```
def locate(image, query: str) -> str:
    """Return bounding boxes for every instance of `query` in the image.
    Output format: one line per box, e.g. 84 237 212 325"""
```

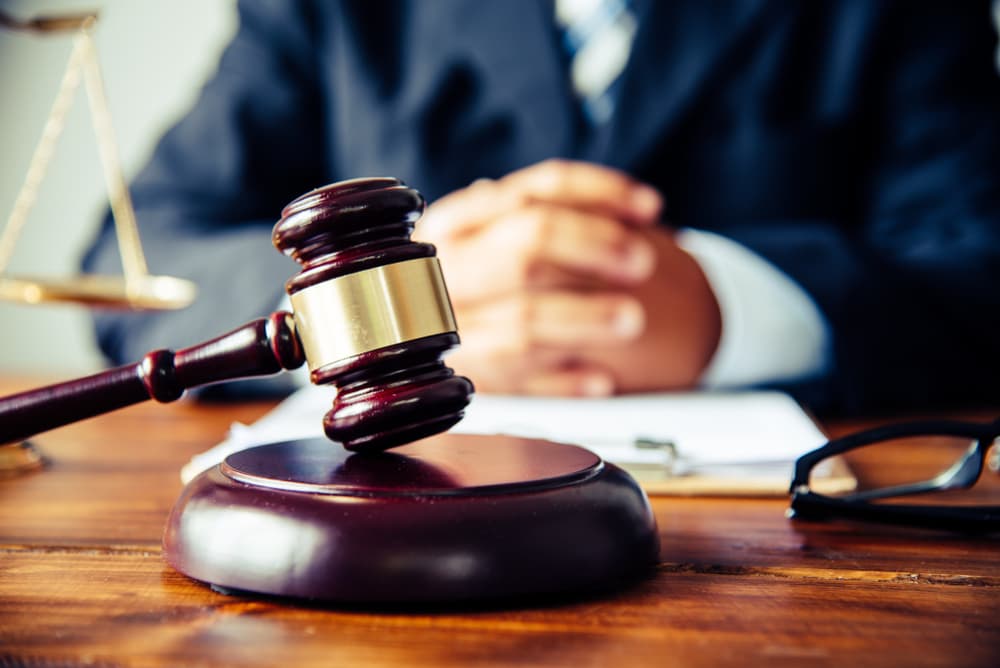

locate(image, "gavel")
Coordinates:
0 177 474 453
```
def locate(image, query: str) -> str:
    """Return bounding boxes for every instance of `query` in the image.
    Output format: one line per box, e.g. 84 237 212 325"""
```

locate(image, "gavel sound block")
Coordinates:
0 177 659 605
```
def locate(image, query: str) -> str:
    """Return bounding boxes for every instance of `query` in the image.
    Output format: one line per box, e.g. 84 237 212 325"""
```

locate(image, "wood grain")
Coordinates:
1 378 998 667
2 551 997 668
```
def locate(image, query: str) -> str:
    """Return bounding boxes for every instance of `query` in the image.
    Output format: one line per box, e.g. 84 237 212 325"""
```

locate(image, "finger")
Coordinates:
418 161 663 241
519 367 616 397
444 206 655 303
501 159 663 226
461 292 646 352
500 205 655 285
527 292 645 344
417 178 519 242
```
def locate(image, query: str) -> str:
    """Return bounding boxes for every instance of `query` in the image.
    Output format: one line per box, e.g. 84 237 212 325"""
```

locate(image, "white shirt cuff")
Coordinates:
675 228 832 389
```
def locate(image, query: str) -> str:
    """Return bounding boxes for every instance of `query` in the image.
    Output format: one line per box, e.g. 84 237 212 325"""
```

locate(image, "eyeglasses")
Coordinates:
788 418 1000 532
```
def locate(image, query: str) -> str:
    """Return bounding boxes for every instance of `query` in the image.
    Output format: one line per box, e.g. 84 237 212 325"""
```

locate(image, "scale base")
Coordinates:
164 433 659 605
0 440 47 477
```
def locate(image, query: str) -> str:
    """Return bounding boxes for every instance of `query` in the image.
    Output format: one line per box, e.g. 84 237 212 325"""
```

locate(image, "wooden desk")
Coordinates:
1 380 998 667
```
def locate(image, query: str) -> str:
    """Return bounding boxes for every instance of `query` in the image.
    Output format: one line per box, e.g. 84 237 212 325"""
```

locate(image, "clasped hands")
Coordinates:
417 160 722 396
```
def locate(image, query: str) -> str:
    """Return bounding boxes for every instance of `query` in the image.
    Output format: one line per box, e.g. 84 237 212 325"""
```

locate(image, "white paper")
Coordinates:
181 385 827 484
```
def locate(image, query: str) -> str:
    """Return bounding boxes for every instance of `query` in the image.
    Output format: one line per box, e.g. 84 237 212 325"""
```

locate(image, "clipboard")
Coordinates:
620 455 855 497
183 387 854 497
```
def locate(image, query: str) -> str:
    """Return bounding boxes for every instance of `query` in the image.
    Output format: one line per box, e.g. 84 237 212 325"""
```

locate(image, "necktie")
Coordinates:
555 0 638 124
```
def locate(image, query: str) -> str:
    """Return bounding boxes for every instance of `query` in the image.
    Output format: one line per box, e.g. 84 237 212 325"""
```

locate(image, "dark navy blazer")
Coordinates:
85 0 1000 415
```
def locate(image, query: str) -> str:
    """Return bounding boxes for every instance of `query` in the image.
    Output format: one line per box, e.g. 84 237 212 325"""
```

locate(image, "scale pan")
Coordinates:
0 273 196 310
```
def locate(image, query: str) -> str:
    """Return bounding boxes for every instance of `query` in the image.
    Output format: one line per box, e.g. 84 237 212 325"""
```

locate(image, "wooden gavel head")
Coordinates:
272 177 474 453
0 177 473 458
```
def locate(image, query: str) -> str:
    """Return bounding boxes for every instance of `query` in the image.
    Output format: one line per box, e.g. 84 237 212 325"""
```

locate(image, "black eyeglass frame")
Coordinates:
789 418 1000 532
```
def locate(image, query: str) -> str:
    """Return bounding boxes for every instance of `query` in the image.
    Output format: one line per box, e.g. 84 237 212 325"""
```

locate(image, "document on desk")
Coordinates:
181 386 853 496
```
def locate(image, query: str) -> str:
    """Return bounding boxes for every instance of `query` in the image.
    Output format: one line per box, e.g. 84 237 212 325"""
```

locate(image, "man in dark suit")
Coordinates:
84 1 1000 416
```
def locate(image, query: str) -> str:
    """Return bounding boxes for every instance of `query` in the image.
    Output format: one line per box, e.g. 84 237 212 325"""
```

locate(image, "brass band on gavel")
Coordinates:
290 257 457 371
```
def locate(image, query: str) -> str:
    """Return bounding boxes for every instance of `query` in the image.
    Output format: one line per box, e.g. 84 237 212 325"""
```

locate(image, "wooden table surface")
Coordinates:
1 379 998 668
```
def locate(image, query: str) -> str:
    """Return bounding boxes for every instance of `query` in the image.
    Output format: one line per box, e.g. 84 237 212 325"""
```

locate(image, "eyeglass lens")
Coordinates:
810 434 995 506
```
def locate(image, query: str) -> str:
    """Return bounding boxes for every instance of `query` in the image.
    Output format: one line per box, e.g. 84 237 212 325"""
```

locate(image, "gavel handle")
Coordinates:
0 311 304 446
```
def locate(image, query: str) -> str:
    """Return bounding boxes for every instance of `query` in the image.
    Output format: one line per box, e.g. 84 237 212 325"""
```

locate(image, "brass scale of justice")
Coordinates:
0 12 658 605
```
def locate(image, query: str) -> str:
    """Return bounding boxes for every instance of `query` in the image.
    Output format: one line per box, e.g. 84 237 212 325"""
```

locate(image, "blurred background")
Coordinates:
1 1 999 377
0 0 236 375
